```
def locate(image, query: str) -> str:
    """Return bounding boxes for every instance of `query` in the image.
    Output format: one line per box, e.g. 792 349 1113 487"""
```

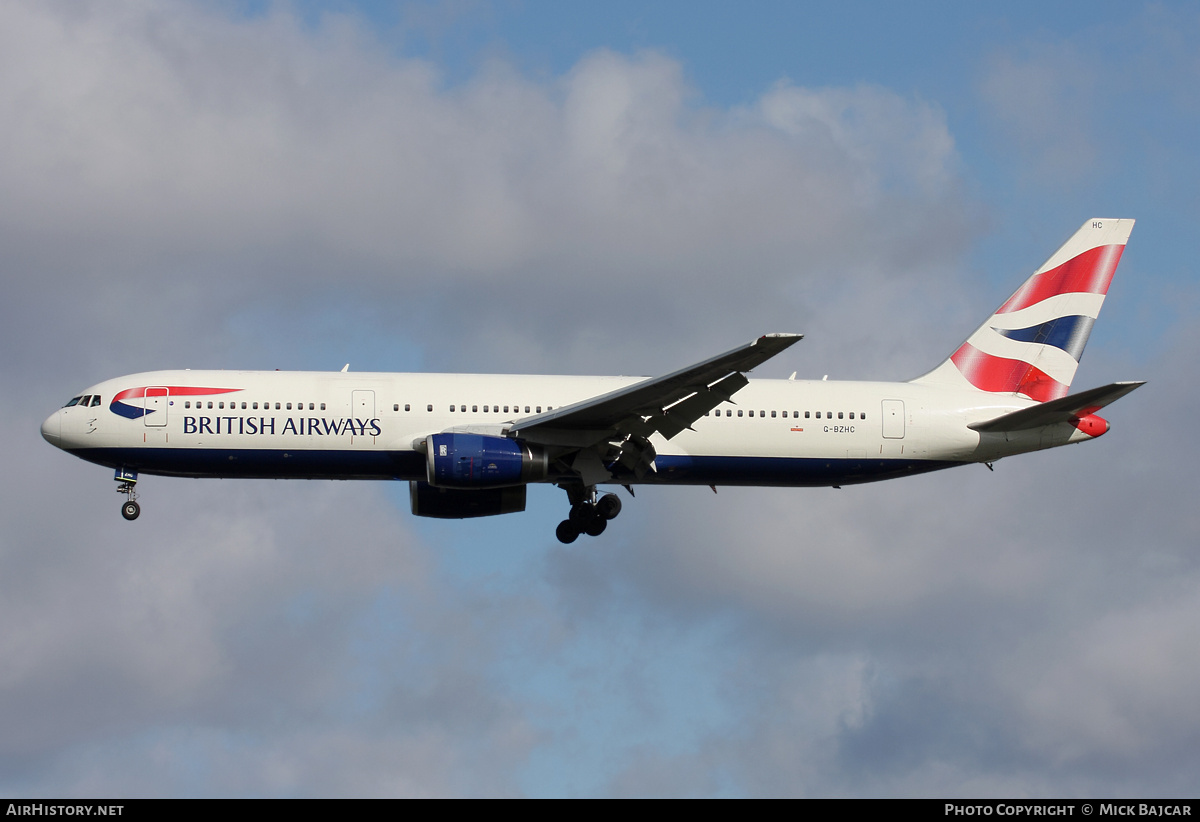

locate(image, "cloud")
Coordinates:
0 0 973 380
976 4 1200 208
5 0 1194 798
979 45 1101 185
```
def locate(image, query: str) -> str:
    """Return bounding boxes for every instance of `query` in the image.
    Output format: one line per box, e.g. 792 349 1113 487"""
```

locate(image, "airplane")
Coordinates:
41 218 1143 544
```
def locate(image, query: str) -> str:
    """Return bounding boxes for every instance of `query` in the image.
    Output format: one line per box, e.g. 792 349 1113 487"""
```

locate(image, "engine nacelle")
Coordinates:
426 433 548 489
409 481 527 519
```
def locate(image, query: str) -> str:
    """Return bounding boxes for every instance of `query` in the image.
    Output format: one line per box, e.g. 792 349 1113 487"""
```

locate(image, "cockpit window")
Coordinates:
64 396 82 407
90 396 101 407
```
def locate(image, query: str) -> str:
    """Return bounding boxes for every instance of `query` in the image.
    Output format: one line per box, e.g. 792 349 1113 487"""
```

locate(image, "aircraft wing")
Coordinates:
509 333 803 452
969 381 1145 432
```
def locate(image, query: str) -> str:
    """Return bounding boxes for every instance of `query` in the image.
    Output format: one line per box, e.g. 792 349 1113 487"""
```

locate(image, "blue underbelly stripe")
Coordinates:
66 447 963 486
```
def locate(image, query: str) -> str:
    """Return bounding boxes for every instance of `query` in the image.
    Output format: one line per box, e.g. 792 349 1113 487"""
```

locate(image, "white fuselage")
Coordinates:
41 369 1096 488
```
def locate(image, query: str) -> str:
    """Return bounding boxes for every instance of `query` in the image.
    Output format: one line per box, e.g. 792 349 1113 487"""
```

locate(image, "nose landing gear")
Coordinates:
115 468 140 521
555 484 623 544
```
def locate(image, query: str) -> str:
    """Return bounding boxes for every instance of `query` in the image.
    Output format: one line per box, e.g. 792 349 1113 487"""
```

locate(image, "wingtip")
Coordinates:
757 332 804 345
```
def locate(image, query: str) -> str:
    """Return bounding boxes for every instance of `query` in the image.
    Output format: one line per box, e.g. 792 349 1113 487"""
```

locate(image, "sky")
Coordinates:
3 0 1199 797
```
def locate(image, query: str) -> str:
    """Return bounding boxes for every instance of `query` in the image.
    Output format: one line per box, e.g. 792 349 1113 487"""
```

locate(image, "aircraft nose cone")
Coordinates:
41 412 60 445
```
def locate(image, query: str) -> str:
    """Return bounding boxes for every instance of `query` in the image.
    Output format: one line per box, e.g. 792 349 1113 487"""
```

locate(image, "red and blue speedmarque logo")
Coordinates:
110 386 242 420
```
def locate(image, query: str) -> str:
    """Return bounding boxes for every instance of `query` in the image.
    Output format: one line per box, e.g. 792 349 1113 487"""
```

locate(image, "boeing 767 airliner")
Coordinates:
42 219 1142 543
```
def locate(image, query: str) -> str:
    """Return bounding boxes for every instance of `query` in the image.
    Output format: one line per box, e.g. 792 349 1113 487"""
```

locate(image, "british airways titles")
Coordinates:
181 415 382 437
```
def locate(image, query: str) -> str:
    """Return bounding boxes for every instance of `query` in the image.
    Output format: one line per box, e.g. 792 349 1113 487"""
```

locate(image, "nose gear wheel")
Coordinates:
115 470 141 521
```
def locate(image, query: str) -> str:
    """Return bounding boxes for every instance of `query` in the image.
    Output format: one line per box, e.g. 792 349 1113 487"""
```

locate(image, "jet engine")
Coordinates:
409 481 527 519
426 433 549 488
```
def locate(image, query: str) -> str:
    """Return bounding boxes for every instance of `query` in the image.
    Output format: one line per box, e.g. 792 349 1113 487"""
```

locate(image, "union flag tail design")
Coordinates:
913 219 1134 401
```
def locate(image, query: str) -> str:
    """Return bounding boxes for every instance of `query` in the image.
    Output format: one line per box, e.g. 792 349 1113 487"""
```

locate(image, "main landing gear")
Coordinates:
555 485 623 544
115 468 140 521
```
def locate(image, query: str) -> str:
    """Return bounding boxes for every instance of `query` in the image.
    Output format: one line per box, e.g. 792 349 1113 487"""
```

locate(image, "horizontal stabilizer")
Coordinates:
969 381 1145 432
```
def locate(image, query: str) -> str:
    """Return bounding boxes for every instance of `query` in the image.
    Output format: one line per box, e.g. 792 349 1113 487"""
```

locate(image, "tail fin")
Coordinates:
912 218 1134 401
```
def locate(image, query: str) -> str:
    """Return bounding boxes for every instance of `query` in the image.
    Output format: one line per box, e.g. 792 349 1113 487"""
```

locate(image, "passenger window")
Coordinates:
504 406 509 413
472 405 478 413
219 402 224 409
207 402 213 409
253 402 258 410
815 411 820 419
726 410 731 417
405 404 411 412
838 412 844 419
771 411 777 418
286 403 292 410
275 403 281 410
525 406 530 413
308 403 314 411
849 412 855 419
321 403 326 411
394 404 399 412
450 405 456 412
427 405 432 412
536 406 542 413
738 410 743 417
860 412 866 420
241 402 247 409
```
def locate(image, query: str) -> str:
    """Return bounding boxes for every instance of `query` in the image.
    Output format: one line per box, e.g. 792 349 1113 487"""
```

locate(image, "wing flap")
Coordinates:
655 372 750 439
